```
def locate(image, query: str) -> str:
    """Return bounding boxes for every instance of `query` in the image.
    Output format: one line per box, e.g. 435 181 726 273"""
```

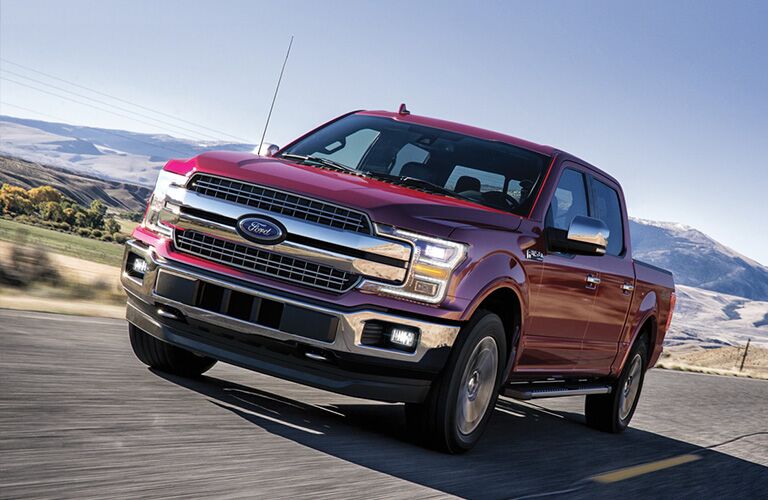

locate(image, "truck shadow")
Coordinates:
153 371 768 499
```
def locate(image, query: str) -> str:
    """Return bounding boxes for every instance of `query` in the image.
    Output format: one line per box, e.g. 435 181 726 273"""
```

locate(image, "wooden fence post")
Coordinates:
739 339 751 372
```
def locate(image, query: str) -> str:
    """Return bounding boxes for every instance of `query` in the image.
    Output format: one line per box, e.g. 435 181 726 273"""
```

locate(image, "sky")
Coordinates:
1 0 767 264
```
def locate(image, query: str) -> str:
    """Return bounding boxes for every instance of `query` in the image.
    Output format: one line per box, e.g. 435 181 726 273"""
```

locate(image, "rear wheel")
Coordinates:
129 324 217 377
405 310 506 453
585 338 648 433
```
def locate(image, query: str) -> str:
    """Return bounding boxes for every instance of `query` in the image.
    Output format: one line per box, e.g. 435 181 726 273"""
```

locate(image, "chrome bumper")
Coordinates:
121 240 460 364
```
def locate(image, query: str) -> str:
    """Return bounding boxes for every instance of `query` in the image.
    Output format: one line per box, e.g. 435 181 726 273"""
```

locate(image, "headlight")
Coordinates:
360 227 467 304
142 169 187 236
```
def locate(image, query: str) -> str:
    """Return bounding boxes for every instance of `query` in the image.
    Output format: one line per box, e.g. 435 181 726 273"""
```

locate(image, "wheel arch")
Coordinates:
614 310 659 375
463 283 524 378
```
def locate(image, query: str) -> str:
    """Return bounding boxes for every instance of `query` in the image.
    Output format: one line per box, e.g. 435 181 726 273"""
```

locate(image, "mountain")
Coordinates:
627 219 768 349
629 218 768 302
668 285 768 349
0 115 255 186
0 155 151 212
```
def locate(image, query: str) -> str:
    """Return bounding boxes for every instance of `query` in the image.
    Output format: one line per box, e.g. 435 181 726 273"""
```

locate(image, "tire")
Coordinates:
585 337 649 433
129 324 217 377
405 310 507 454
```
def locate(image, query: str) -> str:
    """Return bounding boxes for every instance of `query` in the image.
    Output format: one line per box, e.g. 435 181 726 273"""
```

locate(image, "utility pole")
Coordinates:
739 338 751 372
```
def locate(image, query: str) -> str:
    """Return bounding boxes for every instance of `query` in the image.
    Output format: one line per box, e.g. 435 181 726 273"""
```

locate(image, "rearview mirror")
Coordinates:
546 216 609 255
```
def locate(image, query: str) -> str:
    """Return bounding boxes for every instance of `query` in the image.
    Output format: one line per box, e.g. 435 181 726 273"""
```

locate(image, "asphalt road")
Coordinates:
1 309 767 499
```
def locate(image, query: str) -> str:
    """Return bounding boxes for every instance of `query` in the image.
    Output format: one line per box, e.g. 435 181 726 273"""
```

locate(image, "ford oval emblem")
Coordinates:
236 216 285 244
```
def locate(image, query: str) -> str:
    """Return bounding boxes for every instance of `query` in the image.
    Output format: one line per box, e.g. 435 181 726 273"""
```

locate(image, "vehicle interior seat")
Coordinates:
399 162 438 183
455 175 481 193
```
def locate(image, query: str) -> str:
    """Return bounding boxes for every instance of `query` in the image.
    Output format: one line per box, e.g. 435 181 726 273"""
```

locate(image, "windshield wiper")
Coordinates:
400 177 474 201
280 154 358 173
365 173 473 202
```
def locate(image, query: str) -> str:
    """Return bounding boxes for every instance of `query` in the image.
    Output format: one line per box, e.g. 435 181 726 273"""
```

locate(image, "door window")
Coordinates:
592 179 624 256
546 168 589 230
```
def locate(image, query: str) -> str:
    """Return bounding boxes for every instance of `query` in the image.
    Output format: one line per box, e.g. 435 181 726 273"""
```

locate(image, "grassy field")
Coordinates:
115 217 140 235
0 218 124 267
659 345 768 380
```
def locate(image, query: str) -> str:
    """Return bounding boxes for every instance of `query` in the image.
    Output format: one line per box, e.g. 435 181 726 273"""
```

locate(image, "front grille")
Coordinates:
174 230 358 293
188 174 371 234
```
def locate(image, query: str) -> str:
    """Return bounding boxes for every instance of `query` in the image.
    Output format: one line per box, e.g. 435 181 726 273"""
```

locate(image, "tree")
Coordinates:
63 207 77 225
104 217 121 235
87 200 107 229
28 186 62 205
0 184 33 215
39 201 64 222
74 211 88 227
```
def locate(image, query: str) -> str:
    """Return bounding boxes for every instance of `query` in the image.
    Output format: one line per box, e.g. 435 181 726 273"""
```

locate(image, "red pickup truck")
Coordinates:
121 108 675 453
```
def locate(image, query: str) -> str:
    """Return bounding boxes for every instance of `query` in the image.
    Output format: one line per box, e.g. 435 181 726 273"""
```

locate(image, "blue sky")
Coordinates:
1 0 766 264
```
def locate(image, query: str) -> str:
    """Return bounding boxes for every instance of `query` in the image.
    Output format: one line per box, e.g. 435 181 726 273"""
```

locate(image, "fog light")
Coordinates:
132 258 149 275
388 326 418 350
126 253 149 279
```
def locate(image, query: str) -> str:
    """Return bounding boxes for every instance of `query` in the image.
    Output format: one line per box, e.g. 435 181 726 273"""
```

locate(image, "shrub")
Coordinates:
100 234 113 242
91 229 103 238
114 233 128 244
77 227 92 237
8 244 60 286
104 217 121 235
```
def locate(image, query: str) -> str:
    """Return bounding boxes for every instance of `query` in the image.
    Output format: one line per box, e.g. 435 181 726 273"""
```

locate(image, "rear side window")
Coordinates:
546 168 589 231
592 179 624 256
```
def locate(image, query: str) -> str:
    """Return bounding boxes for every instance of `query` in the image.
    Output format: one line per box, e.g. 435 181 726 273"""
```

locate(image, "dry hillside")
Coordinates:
0 155 150 211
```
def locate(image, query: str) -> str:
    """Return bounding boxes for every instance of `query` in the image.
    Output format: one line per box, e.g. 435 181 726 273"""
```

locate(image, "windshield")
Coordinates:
278 114 552 214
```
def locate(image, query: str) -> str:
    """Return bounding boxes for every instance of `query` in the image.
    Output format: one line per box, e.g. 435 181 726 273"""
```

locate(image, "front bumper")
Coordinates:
121 240 461 403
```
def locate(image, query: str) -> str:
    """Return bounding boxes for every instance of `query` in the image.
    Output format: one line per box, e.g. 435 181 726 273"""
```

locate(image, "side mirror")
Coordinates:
546 216 609 255
255 143 280 157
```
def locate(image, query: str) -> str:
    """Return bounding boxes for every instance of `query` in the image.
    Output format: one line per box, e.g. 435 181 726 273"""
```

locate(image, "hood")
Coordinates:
172 152 524 239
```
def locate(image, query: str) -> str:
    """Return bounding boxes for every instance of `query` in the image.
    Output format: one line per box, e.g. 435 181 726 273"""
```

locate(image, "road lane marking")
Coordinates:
495 407 526 417
211 399 324 435
590 454 701 484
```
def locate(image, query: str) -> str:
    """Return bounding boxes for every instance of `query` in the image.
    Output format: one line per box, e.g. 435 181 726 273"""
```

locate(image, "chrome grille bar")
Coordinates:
175 230 358 293
188 174 371 234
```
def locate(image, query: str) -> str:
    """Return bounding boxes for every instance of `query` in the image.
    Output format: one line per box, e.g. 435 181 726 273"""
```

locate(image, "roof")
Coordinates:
358 110 556 156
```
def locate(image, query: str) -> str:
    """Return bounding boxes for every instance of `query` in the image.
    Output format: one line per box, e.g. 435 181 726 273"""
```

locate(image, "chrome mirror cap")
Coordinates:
567 215 610 251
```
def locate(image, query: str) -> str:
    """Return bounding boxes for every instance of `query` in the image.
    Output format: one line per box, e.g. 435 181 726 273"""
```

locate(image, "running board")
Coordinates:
502 384 612 400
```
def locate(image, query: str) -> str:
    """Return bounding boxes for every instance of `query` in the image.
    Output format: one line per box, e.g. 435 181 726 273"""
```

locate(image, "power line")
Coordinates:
1 67 230 142
0 57 253 143
0 100 194 156
1 76 215 142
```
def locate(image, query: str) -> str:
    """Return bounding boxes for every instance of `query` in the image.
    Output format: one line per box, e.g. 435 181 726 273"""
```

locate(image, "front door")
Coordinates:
519 166 597 372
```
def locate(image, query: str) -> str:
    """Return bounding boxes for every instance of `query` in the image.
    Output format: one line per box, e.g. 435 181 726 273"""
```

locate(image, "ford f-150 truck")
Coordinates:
122 107 675 453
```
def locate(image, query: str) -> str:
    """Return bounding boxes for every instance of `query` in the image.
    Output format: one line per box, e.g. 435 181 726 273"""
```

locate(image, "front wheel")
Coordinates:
585 338 648 433
129 324 217 377
405 310 506 453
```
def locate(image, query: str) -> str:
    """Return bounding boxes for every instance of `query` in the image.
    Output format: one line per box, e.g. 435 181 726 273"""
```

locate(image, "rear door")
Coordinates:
578 176 635 373
519 165 600 372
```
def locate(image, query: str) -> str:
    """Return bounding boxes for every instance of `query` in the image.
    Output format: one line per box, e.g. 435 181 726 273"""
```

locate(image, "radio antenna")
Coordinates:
258 35 294 154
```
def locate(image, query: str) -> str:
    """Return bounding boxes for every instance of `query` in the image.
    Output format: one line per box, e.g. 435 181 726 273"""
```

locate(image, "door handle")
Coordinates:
585 274 601 287
621 282 635 293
